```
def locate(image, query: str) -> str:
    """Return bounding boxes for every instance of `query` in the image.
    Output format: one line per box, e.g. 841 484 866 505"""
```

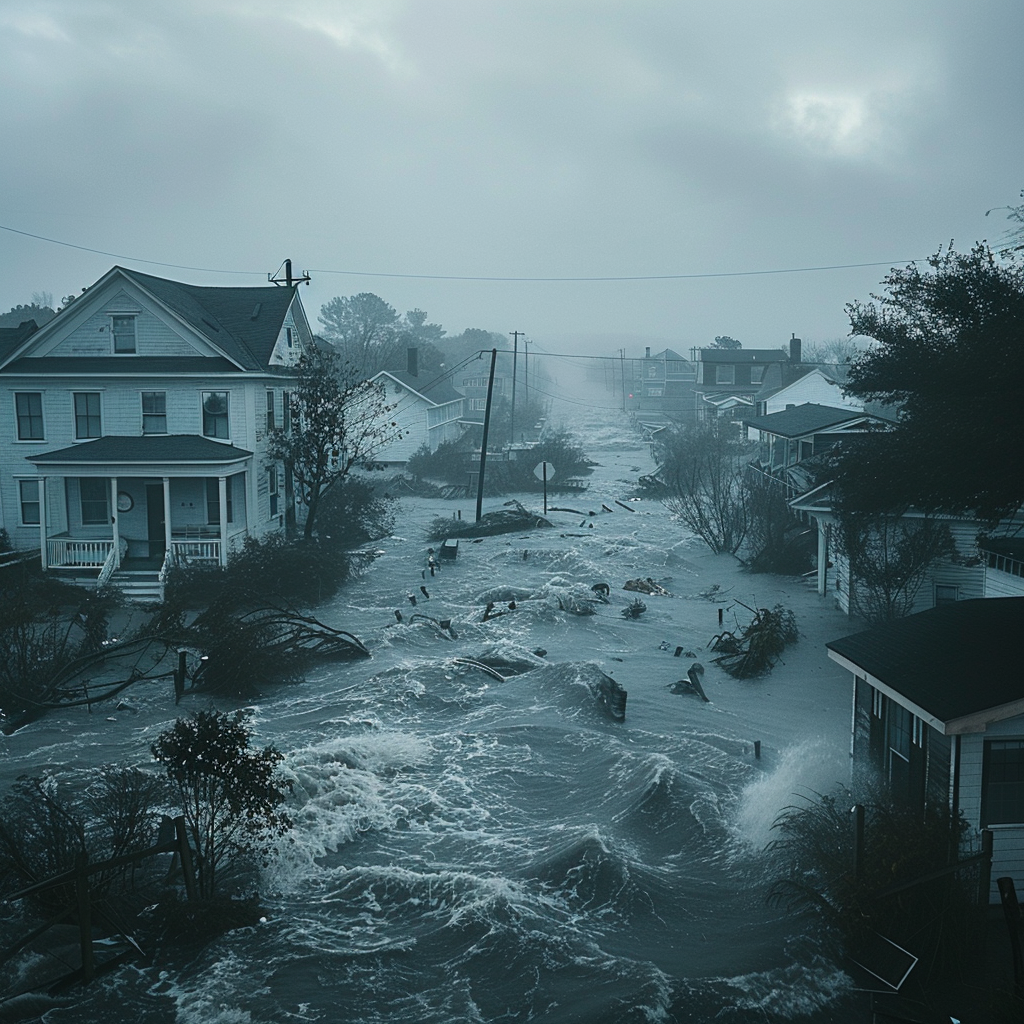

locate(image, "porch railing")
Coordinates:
47 538 114 568
96 544 119 587
170 539 221 565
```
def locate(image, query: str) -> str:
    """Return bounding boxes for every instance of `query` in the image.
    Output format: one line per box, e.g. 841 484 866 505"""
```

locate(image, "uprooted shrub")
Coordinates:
709 602 797 677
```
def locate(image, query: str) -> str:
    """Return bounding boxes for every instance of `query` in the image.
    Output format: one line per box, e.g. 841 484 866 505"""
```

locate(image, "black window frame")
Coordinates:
73 392 102 440
80 478 109 525
202 391 230 439
142 391 167 435
19 479 40 526
15 392 44 440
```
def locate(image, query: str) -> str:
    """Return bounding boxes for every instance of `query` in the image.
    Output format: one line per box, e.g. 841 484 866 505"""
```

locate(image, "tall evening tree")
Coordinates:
832 243 1024 520
268 348 401 540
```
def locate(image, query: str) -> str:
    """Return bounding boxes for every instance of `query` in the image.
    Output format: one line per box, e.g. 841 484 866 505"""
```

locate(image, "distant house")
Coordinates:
0 265 313 598
624 347 696 414
692 338 797 425
752 366 863 420
827 597 1024 903
368 350 464 465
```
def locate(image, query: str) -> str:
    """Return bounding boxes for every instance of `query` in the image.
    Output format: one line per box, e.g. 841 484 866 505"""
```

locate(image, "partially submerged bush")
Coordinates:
709 602 797 677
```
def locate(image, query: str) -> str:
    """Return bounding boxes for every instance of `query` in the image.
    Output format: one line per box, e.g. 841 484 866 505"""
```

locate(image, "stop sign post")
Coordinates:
534 461 555 514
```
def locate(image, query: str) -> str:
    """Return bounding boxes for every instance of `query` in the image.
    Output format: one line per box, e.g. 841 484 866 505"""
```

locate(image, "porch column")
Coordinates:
817 519 828 596
218 475 228 566
110 477 120 566
38 477 47 570
163 478 172 556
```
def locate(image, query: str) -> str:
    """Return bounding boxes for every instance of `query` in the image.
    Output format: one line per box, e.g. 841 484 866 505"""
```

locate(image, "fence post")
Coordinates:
851 804 865 883
998 876 1024 998
174 816 198 900
979 829 994 906
75 851 94 982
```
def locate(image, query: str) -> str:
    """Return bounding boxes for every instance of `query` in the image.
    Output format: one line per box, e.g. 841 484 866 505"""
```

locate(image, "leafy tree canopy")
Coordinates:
709 335 741 349
832 243 1024 519
0 301 56 329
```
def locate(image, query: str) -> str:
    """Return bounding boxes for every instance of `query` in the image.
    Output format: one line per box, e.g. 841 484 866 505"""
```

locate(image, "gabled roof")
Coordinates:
376 370 463 405
27 435 253 464
1 267 300 372
826 598 1024 732
650 347 689 362
742 403 888 438
120 268 297 370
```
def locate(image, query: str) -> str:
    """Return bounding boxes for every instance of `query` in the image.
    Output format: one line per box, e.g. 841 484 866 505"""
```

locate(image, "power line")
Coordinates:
1 222 924 284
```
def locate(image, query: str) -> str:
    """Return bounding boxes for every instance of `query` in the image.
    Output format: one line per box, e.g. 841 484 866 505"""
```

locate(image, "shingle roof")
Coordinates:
119 267 297 370
826 598 1024 727
27 435 253 464
3 356 241 376
0 320 40 362
742 403 878 437
381 370 463 405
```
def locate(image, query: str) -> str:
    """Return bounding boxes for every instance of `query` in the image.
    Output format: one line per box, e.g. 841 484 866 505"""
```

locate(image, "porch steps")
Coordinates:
109 570 164 604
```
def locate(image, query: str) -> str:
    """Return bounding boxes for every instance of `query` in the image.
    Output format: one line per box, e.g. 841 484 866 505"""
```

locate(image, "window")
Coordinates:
471 398 487 411
282 390 291 432
80 478 108 525
15 392 44 440
266 390 276 432
19 480 40 525
74 392 102 439
268 468 279 516
935 584 959 606
206 478 233 525
202 391 229 439
142 391 167 434
286 327 293 349
716 365 735 385
750 366 765 384
982 740 1024 825
647 365 657 379
111 315 136 353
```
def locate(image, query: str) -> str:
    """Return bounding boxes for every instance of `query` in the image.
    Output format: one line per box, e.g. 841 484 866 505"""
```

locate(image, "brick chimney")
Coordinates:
407 347 418 376
789 334 801 363
645 346 651 358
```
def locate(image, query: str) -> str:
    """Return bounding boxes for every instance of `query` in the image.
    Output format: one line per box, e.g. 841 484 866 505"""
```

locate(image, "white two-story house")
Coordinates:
0 265 314 596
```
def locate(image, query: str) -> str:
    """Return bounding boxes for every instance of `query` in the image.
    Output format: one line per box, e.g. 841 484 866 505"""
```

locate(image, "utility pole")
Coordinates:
509 331 524 447
476 349 498 522
268 259 311 287
620 348 626 412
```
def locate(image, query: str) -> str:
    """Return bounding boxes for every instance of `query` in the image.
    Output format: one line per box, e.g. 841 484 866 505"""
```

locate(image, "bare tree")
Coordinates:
836 514 955 623
659 423 750 554
318 293 403 376
267 348 401 540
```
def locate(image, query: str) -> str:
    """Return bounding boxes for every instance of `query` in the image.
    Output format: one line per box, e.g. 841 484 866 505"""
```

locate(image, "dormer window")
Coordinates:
716 365 735 385
111 315 137 354
750 366 765 384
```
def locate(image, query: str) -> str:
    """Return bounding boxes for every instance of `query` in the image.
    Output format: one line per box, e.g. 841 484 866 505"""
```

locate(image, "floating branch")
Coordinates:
708 601 797 678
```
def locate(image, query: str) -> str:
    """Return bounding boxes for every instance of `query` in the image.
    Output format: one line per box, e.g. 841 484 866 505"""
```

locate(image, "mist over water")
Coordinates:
0 381 863 1023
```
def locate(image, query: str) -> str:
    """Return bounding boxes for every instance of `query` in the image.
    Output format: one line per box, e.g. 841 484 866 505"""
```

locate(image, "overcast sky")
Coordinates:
2 0 1021 356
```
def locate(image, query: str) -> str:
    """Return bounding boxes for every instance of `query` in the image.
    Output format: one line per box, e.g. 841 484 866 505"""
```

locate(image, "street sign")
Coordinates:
533 461 555 481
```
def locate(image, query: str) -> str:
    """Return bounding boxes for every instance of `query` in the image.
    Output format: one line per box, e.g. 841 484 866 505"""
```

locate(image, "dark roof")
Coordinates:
742 403 879 437
27 435 253 464
119 267 297 370
383 370 463 405
826 598 1024 727
0 320 39 361
698 348 790 363
3 356 241 376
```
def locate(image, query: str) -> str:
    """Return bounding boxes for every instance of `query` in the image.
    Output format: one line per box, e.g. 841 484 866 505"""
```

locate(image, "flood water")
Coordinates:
0 379 868 1023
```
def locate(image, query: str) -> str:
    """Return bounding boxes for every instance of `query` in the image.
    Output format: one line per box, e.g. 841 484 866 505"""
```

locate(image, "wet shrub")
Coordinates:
710 602 797 677
766 783 983 989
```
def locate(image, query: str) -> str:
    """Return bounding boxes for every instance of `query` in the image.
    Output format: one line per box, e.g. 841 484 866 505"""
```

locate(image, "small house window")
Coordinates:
111 315 137 353
142 391 167 434
80 478 109 525
202 391 229 439
982 740 1024 826
268 468 279 516
286 327 293 349
19 480 40 526
935 584 959 606
74 392 102 439
716 365 735 385
750 366 765 384
206 478 233 525
266 390 276 432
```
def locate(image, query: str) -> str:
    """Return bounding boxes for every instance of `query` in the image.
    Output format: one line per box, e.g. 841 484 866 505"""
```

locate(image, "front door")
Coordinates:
146 484 165 560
